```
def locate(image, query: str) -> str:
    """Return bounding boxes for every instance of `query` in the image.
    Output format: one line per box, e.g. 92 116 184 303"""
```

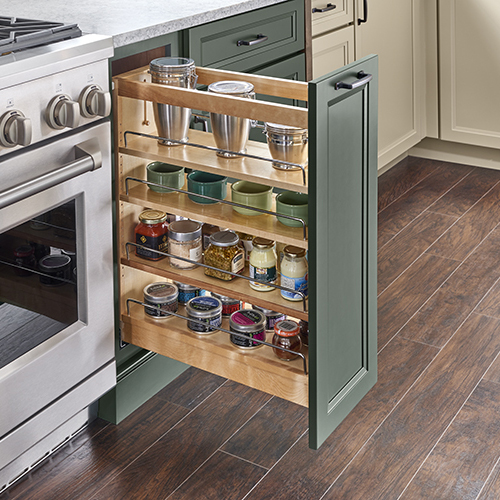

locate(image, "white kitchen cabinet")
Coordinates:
439 0 500 149
311 0 353 37
312 25 354 79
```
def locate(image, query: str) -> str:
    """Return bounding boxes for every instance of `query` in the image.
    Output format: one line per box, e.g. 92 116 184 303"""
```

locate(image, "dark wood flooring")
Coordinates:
5 156 500 500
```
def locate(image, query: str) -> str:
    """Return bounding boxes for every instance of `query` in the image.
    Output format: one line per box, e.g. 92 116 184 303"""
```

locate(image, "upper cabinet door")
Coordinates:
439 0 500 149
308 55 378 449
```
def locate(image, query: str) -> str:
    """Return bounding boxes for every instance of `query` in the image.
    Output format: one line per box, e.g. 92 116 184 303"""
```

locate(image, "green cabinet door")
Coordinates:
308 55 378 449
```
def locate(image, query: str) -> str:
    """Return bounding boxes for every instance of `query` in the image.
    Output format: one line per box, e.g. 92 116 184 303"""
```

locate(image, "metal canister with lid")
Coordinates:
264 122 308 170
251 304 286 331
143 282 179 318
186 296 223 334
204 230 244 281
207 80 255 158
212 292 242 317
229 309 267 349
175 282 201 304
149 57 198 146
168 220 202 270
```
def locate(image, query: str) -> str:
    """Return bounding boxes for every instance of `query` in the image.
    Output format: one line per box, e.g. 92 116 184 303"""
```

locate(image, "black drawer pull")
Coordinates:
358 0 368 24
335 71 373 90
312 3 336 13
237 34 268 46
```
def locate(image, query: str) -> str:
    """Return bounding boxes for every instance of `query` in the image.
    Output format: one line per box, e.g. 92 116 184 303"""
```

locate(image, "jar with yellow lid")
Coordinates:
204 230 244 280
249 237 277 291
134 210 168 261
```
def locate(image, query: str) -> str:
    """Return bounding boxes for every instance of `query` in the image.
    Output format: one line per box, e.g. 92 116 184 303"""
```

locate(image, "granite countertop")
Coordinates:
7 0 287 48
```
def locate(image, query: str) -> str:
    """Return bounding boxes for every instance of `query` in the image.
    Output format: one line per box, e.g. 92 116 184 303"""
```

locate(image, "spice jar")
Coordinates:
229 309 266 349
186 296 222 334
272 319 302 360
251 305 286 331
280 245 308 301
249 237 277 291
175 282 201 304
38 254 71 286
143 282 179 318
212 292 242 316
204 230 244 281
168 220 202 270
13 245 36 276
135 210 169 261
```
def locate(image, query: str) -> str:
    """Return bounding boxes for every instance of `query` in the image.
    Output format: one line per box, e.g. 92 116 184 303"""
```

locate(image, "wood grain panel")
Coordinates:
377 211 456 294
244 337 438 500
475 279 500 320
377 254 460 350
401 380 500 499
378 156 441 212
323 313 500 500
426 182 500 261
477 458 500 500
221 397 308 469
428 165 500 218
378 163 471 248
167 451 267 500
482 352 500 385
92 382 270 500
400 227 500 347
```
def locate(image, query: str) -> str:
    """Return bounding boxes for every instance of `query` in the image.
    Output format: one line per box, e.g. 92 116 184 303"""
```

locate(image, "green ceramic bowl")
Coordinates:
146 162 185 193
187 171 228 204
276 191 308 227
231 181 273 216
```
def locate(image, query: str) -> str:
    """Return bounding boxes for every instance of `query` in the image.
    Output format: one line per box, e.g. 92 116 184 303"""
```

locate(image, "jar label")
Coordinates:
136 233 168 259
230 328 266 348
190 245 202 262
190 296 219 311
231 252 245 274
249 264 277 286
280 273 308 300
232 310 261 326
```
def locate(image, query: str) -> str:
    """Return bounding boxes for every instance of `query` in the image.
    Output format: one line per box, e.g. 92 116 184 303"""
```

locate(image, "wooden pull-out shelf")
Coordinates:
121 306 308 407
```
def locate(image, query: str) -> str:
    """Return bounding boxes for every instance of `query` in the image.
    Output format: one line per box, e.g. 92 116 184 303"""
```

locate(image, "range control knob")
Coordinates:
46 94 80 129
0 110 32 148
79 85 111 118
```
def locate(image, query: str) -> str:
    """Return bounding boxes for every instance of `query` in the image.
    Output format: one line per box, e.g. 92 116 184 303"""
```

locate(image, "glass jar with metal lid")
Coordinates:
135 209 169 261
249 237 277 292
264 122 308 170
186 296 222 334
204 230 244 281
229 309 266 349
168 220 202 270
149 57 198 146
143 282 179 318
272 319 302 360
207 80 255 158
280 245 308 301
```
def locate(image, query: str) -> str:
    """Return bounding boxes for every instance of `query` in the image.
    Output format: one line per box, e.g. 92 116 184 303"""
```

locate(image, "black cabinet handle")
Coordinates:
237 34 268 47
312 3 336 13
358 0 368 24
335 71 372 90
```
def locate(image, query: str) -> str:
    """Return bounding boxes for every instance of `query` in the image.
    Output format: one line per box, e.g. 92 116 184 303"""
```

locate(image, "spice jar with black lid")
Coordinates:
143 282 179 318
229 309 266 349
135 210 168 261
168 220 202 270
272 319 302 361
204 230 244 281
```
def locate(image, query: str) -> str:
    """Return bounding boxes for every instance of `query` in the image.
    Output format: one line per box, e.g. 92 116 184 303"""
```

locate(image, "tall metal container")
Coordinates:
207 81 255 157
149 57 197 146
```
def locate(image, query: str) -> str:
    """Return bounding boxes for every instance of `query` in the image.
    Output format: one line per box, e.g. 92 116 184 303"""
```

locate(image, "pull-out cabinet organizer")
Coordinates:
113 56 378 448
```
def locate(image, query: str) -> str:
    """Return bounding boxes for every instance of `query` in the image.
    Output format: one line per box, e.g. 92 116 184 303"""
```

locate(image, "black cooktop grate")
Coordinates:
0 16 82 53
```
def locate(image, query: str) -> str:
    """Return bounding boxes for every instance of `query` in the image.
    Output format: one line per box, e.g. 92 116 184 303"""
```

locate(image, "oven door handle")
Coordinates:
0 138 102 210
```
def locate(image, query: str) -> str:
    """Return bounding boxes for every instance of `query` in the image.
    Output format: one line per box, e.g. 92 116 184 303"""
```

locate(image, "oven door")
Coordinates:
0 120 115 438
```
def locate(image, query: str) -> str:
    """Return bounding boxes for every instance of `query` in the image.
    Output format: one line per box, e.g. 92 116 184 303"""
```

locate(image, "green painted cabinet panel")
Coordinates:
184 0 304 71
308 55 378 449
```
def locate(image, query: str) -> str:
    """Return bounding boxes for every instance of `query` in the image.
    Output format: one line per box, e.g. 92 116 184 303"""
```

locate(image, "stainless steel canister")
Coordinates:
149 57 198 146
207 81 255 158
264 122 308 170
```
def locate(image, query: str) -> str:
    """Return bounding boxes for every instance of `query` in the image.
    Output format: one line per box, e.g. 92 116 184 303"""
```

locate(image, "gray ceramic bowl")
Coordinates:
146 162 185 193
187 171 228 204
276 191 308 227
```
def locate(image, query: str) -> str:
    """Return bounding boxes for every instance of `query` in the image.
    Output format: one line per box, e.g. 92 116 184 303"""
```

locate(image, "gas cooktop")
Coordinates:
0 16 82 53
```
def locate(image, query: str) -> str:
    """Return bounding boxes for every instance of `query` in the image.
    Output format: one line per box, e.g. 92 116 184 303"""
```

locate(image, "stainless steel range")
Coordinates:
0 17 115 492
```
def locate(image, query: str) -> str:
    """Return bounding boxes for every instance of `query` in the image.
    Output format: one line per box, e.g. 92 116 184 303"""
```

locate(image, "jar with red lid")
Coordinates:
13 245 36 276
272 319 302 361
135 210 169 261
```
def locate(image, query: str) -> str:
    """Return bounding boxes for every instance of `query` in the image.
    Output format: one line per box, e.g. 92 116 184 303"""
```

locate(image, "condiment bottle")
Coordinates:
272 319 302 360
168 220 202 270
249 237 277 292
135 210 169 261
280 245 308 301
204 230 244 280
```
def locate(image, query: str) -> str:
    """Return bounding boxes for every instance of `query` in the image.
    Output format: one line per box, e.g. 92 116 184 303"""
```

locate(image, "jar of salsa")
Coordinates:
272 319 302 361
135 210 168 261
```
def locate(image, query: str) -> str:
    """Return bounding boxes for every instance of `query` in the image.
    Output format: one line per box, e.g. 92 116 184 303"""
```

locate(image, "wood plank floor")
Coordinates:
4 156 500 500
